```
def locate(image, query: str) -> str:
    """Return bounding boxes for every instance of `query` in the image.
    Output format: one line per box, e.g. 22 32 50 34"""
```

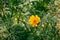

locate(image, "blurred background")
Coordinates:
0 0 60 40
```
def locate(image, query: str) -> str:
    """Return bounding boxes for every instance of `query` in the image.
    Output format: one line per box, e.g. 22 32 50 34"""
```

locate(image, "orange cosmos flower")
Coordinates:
29 15 41 27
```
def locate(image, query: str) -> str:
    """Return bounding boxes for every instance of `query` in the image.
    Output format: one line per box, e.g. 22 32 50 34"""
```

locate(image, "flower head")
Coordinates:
29 15 40 27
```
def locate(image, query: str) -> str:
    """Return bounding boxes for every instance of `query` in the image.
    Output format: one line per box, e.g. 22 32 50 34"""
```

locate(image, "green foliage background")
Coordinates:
0 0 59 40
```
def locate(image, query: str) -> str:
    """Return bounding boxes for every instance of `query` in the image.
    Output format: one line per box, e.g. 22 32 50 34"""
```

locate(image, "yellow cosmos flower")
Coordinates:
29 15 40 27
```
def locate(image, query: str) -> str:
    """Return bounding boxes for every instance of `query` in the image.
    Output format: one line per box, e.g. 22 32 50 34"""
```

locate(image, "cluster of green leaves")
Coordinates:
0 0 59 40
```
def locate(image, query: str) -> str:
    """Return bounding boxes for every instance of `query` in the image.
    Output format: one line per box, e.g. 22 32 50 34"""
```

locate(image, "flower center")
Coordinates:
34 20 36 23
